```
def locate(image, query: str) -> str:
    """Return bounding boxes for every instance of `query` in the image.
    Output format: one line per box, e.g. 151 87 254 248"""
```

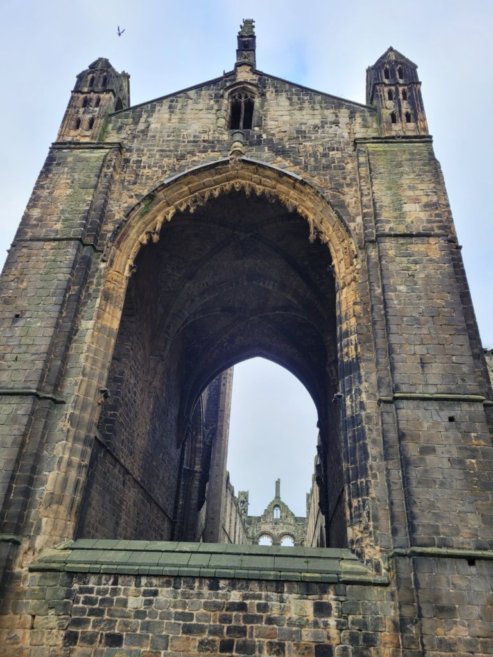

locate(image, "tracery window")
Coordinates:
229 91 255 130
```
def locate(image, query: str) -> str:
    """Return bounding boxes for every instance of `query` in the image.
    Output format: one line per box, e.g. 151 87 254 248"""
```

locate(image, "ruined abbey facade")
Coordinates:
0 20 492 657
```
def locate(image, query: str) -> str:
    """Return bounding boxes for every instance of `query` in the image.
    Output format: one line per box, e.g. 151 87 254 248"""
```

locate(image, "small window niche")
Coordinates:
229 91 255 130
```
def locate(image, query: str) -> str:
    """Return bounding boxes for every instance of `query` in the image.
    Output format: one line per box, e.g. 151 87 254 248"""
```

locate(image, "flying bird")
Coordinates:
117 26 126 37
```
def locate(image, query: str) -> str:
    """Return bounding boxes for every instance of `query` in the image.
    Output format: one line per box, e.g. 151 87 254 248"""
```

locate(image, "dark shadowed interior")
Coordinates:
77 191 346 546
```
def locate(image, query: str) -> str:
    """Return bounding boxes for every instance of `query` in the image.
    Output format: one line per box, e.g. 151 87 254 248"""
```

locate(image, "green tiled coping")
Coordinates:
29 540 389 585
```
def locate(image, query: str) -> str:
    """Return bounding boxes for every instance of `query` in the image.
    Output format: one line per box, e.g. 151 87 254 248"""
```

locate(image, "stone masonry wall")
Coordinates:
12 571 395 657
2 555 491 657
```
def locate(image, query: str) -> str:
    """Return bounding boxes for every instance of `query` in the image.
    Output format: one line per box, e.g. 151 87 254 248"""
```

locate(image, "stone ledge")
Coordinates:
379 392 489 404
354 135 433 144
0 534 22 545
393 546 493 561
29 540 389 585
0 389 65 404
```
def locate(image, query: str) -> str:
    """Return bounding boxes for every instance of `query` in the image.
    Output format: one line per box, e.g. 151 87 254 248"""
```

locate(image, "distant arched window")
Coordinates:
390 112 397 124
258 534 273 546
229 91 255 130
397 66 403 80
405 111 412 123
102 75 107 88
273 505 281 519
401 89 408 101
88 76 95 88
82 97 90 108
384 67 390 80
281 535 294 546
95 97 101 108
74 117 81 130
115 98 123 111
387 89 394 101
88 116 95 129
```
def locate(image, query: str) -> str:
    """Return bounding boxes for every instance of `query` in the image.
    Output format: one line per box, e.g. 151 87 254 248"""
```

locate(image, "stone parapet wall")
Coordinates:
2 539 492 656
0 540 393 657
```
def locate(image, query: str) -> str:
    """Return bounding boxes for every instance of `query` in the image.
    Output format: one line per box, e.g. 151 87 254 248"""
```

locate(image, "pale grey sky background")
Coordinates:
1 0 491 517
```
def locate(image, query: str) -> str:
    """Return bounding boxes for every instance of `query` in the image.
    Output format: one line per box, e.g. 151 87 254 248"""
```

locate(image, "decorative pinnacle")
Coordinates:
236 18 256 68
239 19 255 37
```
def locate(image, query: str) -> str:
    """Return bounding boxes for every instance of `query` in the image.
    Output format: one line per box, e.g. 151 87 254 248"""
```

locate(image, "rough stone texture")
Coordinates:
0 22 492 657
12 570 395 657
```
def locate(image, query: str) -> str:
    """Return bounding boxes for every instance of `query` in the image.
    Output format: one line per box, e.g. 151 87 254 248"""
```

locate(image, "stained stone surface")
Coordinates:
0 23 492 657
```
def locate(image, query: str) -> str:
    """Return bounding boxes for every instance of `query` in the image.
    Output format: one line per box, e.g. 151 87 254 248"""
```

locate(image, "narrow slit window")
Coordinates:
402 89 408 101
88 116 95 129
405 111 412 123
102 75 107 88
273 505 281 519
229 92 255 130
384 67 390 80
82 97 90 108
74 117 81 129
88 76 95 88
390 112 397 124
397 66 403 80
95 97 101 108
243 97 254 128
387 89 394 101
230 98 242 129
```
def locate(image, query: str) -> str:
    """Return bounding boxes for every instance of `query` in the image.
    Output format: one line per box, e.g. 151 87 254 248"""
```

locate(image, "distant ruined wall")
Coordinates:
220 477 249 544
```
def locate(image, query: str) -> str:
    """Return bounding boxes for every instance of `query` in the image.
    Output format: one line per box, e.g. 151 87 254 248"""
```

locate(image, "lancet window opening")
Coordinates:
229 91 255 130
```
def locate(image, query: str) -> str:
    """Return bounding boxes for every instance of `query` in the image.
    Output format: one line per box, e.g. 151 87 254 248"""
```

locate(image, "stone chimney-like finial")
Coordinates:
236 19 256 68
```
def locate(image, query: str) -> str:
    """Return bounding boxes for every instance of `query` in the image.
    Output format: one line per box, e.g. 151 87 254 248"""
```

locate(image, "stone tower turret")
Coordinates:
366 47 428 135
57 57 130 141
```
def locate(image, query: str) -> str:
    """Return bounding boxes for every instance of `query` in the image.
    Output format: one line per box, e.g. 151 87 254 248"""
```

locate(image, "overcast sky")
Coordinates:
1 1 492 518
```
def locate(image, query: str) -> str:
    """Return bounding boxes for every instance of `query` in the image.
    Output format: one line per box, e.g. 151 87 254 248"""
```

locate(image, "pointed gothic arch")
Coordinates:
37 159 373 552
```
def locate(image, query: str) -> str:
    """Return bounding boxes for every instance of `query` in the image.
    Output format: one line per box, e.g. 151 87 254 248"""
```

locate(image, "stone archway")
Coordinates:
40 160 366 551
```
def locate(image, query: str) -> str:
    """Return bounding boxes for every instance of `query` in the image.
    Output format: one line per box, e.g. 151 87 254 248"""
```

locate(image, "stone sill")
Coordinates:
29 539 389 585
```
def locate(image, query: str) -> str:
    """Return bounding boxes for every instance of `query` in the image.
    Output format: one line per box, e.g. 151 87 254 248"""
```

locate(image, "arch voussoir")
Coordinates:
109 159 357 282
